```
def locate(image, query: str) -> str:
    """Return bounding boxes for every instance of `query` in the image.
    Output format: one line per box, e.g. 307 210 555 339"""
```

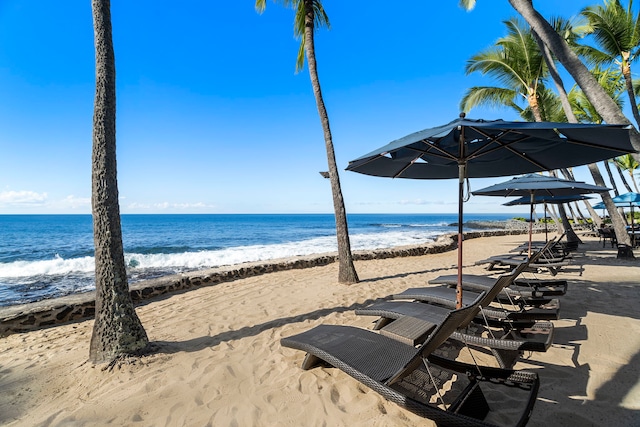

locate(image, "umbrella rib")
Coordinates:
390 139 461 178
561 137 635 154
465 128 551 170
404 139 460 161
470 128 632 160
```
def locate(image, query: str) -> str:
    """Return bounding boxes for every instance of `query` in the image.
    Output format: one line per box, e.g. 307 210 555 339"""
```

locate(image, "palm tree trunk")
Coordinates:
90 0 148 363
604 161 621 196
509 0 640 155
532 29 575 118
571 201 587 224
613 163 633 193
628 171 640 193
546 204 561 235
560 168 603 228
621 56 640 128
528 91 543 122
588 163 633 252
303 0 358 283
547 171 578 243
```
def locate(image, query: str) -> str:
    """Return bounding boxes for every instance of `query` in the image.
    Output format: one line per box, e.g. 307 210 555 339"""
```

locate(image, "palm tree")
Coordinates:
581 0 640 128
460 0 634 253
461 18 548 121
613 153 640 191
505 0 640 155
507 0 634 253
568 66 626 123
90 0 148 363
256 0 358 284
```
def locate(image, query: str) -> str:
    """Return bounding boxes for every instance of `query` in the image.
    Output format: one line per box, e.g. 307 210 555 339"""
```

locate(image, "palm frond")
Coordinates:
255 0 330 72
581 0 640 62
460 86 521 112
458 0 476 11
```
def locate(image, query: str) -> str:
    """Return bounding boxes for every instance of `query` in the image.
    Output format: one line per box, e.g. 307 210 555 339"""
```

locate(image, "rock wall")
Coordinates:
0 229 526 337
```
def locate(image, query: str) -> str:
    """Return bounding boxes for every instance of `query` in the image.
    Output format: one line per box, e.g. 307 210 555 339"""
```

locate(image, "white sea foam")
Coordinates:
0 254 95 278
0 230 440 280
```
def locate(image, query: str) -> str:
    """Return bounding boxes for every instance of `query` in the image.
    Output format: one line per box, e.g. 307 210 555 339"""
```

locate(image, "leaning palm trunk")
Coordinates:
621 57 640 129
604 161 622 196
547 171 579 243
527 14 632 254
90 0 148 363
613 162 633 192
302 1 358 283
509 0 640 156
616 162 639 193
560 167 602 229
571 201 588 224
588 163 632 249
546 204 562 233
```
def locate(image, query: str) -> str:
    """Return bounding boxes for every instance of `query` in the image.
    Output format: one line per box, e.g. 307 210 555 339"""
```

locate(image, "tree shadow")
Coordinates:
357 263 476 284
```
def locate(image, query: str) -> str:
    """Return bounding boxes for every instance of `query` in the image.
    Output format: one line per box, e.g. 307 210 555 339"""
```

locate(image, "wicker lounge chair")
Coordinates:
357 262 554 368
508 232 578 257
475 242 571 276
356 300 554 369
427 273 568 300
474 236 573 276
444 239 568 301
477 255 569 276
281 293 540 427
393 283 560 324
392 252 560 324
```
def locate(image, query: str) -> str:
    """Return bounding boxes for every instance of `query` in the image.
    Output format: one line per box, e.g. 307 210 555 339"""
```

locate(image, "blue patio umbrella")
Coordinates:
503 194 594 206
473 174 610 255
592 199 640 209
346 114 633 308
610 192 640 245
504 194 594 242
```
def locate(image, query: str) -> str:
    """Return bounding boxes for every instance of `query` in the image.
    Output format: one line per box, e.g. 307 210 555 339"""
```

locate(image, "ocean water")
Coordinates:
0 213 519 307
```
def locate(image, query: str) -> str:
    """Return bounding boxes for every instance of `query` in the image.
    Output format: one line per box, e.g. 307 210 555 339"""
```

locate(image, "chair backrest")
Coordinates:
476 237 556 309
531 236 558 261
385 291 486 386
478 261 530 307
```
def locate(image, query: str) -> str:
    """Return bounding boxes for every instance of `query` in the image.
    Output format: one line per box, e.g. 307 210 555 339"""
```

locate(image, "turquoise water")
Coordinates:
0 213 520 306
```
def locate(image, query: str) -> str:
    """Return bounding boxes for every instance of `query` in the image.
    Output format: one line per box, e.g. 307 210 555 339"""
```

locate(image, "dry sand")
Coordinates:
1 233 639 427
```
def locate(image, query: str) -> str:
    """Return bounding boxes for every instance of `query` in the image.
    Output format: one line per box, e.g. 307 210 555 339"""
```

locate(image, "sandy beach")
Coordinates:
1 233 639 427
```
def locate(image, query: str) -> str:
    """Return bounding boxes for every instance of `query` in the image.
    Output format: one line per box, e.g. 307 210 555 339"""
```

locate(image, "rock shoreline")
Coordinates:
0 229 528 337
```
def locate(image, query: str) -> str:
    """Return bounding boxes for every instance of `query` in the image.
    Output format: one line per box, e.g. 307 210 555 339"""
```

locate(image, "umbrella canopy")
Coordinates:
471 174 609 198
503 194 594 206
503 194 594 242
610 192 640 245
346 115 634 308
612 192 640 205
473 174 610 253
347 116 634 179
592 199 640 209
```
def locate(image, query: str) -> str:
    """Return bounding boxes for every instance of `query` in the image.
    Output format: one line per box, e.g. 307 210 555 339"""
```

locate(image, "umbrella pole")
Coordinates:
544 201 548 242
457 163 464 309
528 192 534 257
632 204 635 247
456 121 466 310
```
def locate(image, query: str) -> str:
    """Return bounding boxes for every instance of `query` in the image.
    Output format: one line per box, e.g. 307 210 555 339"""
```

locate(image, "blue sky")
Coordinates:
0 0 626 215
